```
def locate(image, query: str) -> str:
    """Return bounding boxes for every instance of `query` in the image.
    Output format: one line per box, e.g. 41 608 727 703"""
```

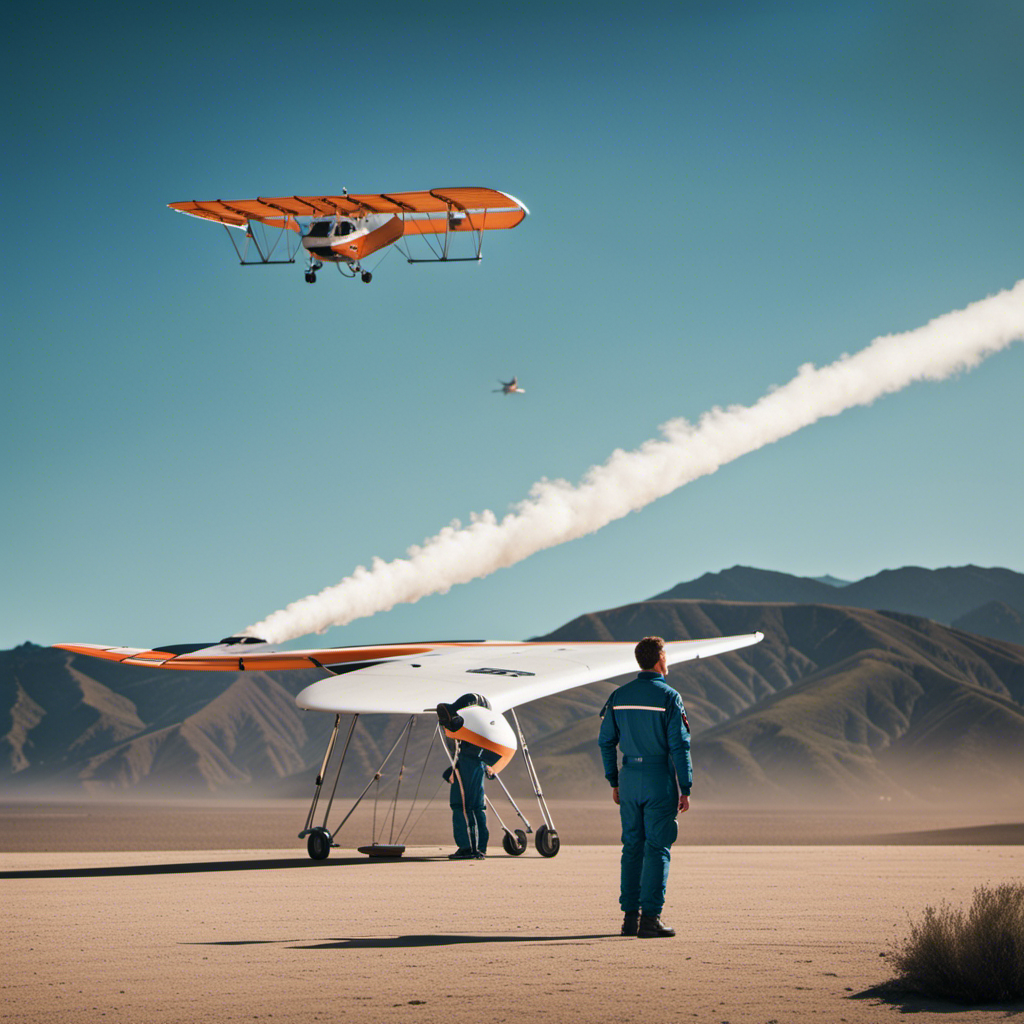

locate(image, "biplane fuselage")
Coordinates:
300 213 405 263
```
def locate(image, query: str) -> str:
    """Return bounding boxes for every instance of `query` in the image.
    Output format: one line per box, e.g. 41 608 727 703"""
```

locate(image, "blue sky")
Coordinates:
4 0 1022 650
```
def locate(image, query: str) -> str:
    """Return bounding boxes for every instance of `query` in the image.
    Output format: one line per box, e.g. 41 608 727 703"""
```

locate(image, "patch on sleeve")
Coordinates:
681 710 690 732
599 695 612 719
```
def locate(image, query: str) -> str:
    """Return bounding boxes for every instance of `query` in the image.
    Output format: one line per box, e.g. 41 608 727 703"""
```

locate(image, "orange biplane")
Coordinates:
168 187 529 284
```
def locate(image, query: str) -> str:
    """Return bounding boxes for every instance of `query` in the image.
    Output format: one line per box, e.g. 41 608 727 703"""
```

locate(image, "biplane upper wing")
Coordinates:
55 633 763 715
167 187 529 235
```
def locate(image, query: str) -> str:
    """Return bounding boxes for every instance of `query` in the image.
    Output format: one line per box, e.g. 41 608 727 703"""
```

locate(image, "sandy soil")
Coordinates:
4 801 1022 1022
3 809 1023 1024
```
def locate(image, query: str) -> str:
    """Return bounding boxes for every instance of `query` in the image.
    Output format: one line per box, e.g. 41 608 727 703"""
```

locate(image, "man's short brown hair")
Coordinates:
634 636 665 671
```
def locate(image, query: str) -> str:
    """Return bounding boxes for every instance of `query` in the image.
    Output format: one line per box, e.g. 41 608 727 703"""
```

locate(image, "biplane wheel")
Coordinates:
361 271 372 284
535 824 560 858
502 829 528 856
307 829 331 860
305 272 316 284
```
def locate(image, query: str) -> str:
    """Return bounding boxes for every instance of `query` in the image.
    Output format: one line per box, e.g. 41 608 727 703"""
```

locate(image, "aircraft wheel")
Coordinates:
305 272 316 284
535 824 560 858
307 829 331 861
502 829 528 856
361 271 372 284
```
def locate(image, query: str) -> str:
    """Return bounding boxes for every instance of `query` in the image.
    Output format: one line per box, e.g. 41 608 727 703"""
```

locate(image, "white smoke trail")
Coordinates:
247 280 1024 643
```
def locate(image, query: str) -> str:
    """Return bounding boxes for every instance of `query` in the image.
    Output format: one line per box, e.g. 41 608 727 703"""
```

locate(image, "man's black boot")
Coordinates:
637 914 675 938
448 848 476 860
621 911 640 936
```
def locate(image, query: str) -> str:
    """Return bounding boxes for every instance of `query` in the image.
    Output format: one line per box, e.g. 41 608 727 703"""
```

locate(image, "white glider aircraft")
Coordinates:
55 632 763 860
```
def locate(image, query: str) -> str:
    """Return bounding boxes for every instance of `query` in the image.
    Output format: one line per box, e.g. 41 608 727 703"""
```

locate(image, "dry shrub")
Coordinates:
888 883 1024 1004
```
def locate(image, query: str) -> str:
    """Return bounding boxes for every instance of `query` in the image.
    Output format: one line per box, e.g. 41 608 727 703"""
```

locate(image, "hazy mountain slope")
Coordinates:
651 564 1024 625
839 565 1024 623
952 601 1024 645
530 601 1024 800
1 644 331 793
653 566 838 604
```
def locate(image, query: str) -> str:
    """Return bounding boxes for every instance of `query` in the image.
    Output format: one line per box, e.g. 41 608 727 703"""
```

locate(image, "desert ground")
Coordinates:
3 799 1022 1023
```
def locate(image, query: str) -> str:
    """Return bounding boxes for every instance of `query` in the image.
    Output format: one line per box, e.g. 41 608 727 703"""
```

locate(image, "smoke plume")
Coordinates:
247 280 1024 643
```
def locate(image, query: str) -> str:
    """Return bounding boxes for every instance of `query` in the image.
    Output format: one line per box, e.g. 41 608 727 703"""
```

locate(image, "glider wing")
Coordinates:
55 634 763 714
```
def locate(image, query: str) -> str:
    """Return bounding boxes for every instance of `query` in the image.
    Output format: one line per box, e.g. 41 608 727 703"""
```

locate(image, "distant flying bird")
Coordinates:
495 376 525 394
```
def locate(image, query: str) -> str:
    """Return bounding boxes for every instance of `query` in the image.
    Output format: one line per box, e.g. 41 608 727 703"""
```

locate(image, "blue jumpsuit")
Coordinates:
598 671 692 917
448 742 489 854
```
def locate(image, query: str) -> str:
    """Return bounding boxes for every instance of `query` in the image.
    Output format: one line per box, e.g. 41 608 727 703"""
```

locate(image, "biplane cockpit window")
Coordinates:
306 221 332 238
337 221 353 236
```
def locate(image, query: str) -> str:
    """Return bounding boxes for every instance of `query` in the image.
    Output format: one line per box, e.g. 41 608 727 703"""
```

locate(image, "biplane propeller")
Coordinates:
168 187 529 284
55 632 763 860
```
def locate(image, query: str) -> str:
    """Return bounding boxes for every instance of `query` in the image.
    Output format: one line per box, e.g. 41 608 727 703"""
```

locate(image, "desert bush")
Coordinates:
887 883 1024 1004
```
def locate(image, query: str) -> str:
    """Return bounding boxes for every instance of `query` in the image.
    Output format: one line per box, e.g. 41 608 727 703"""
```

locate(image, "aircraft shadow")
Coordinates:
0 855 442 880
186 934 613 949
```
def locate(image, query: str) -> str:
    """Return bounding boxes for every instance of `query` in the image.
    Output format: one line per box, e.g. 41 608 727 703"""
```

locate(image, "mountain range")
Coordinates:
652 564 1024 641
3 565 1022 803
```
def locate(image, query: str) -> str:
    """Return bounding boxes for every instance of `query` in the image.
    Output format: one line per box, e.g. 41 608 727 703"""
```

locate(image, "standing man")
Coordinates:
598 636 691 938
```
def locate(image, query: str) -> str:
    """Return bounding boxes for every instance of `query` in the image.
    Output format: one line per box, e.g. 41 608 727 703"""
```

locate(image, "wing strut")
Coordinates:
222 222 302 266
299 713 357 855
298 715 415 860
395 195 486 264
510 708 560 858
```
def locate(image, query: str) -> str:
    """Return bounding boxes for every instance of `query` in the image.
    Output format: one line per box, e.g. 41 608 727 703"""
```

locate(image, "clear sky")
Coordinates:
4 0 1022 650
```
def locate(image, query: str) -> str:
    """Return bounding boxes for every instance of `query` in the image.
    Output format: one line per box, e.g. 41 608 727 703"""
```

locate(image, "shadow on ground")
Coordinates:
0 855 444 879
185 934 614 949
851 984 1024 1016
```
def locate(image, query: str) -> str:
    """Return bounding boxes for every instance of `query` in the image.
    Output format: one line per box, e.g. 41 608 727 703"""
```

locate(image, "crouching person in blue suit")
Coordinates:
437 693 492 860
598 635 691 938
443 741 489 859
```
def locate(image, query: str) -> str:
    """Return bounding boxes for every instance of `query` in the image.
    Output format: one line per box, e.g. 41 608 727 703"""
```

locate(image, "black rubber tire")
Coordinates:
502 829 528 856
307 829 331 860
535 824 560 858
361 271 372 283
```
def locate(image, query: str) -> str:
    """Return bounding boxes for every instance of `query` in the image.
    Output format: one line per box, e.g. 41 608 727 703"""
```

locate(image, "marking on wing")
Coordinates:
466 667 536 677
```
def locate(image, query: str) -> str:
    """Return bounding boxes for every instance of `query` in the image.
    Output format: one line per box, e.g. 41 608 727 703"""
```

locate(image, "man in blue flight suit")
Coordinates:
442 740 489 859
437 693 491 860
598 636 691 938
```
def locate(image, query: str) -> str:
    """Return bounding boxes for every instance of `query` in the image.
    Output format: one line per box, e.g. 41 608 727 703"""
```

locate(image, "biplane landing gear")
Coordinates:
305 260 323 284
305 271 316 284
